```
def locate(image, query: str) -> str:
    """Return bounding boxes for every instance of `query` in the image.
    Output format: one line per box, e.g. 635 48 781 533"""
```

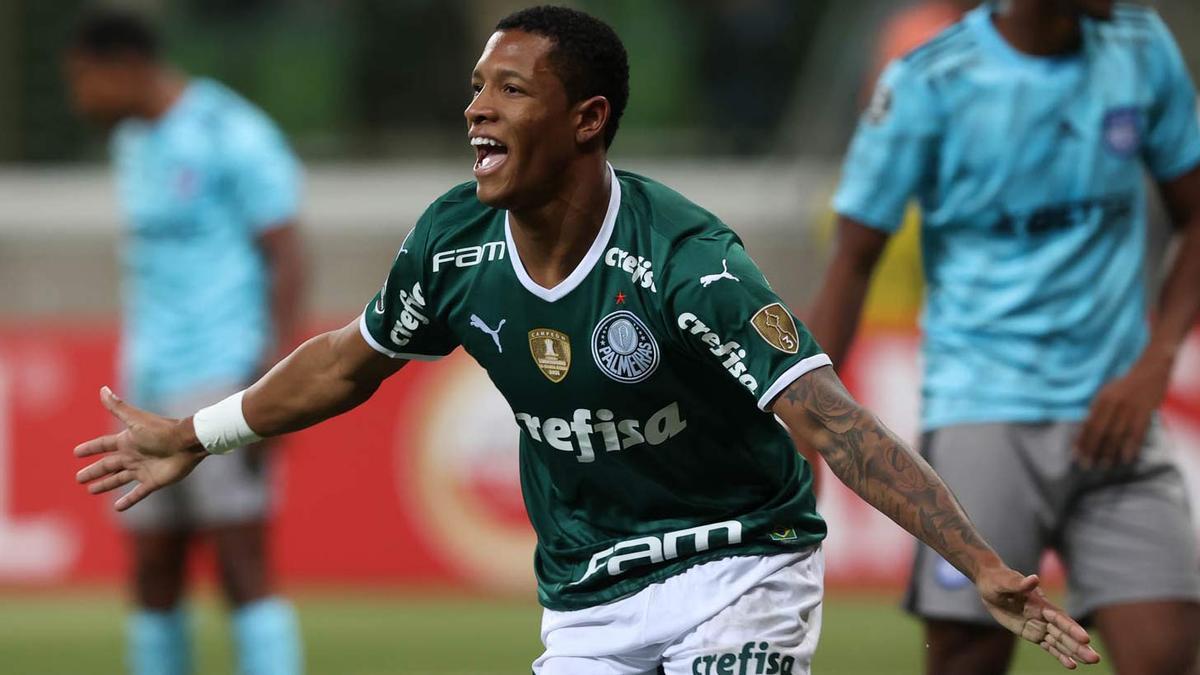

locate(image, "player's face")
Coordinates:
63 53 141 127
465 30 578 210
1065 0 1114 20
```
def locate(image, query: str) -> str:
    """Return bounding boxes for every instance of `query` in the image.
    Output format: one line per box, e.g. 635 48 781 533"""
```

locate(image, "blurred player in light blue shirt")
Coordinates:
66 8 305 675
811 1 1200 673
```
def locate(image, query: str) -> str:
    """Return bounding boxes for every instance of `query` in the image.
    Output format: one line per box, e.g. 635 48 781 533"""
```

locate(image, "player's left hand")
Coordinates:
976 567 1101 669
1076 356 1171 469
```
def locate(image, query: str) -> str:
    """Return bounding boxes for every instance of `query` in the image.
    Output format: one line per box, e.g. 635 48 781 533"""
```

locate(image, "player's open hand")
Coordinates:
73 386 206 511
1076 355 1171 469
977 566 1101 669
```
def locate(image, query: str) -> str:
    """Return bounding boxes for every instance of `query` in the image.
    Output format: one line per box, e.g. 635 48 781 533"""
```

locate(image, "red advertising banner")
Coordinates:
2 324 1198 592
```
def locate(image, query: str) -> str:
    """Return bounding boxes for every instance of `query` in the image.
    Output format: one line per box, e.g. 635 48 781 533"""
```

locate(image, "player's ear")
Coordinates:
574 96 610 146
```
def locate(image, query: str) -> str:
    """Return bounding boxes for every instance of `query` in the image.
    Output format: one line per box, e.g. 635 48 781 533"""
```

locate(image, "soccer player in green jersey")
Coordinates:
73 6 1101 673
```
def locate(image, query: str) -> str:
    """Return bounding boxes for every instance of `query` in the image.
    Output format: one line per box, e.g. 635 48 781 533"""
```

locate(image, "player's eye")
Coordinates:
470 83 483 96
503 84 523 96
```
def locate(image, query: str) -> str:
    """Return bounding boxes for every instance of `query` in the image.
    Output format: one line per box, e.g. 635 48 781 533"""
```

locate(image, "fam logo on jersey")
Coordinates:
592 311 660 383
605 246 656 292
677 312 759 394
751 304 799 355
573 519 740 585
433 241 505 272
1102 106 1142 158
529 328 571 383
692 642 798 675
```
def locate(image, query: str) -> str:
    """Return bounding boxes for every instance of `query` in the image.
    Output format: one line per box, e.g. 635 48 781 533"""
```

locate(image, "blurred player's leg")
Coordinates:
904 425 1050 674
213 520 303 675
128 530 191 675
1092 601 1200 675
1061 421 1200 674
922 620 1013 675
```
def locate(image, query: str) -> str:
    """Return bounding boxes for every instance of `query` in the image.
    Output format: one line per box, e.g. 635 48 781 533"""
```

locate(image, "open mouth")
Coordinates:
471 136 509 176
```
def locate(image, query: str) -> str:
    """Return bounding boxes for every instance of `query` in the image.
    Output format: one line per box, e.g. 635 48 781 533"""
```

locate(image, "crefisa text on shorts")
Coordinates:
692 641 796 675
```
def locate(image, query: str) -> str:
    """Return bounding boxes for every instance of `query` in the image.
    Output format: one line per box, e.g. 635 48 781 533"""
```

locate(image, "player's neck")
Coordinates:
507 157 611 290
138 69 188 121
993 3 1082 57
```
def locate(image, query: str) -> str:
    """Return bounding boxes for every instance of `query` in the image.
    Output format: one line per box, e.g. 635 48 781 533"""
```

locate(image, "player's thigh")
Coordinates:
1060 422 1200 619
905 424 1049 623
210 520 271 606
129 529 191 609
534 655 660 675
1092 600 1200 675
661 549 824 675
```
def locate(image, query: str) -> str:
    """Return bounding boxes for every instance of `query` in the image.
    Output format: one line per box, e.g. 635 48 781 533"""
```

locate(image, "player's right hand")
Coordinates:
74 386 207 511
977 567 1101 669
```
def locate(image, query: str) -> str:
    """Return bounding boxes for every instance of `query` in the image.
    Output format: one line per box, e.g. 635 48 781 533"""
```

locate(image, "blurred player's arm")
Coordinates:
74 319 406 508
1078 165 1200 466
770 366 1100 670
258 222 307 366
804 217 890 366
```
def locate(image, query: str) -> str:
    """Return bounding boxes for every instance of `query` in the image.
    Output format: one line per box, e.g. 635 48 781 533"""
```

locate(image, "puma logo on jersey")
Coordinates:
677 313 759 393
388 281 430 348
605 246 656 292
573 519 742 586
514 402 686 463
699 259 740 287
469 314 505 353
432 241 505 272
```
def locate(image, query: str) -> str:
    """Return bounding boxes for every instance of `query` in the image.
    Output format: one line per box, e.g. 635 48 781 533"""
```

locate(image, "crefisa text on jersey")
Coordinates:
514 402 687 463
604 246 656 291
677 312 759 393
387 281 430 347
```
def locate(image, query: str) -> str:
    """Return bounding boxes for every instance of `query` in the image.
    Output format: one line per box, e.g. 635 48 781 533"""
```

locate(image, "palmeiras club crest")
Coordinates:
591 310 659 384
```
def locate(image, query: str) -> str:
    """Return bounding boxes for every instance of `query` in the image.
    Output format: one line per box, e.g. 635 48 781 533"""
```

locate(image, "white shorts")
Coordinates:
534 547 824 675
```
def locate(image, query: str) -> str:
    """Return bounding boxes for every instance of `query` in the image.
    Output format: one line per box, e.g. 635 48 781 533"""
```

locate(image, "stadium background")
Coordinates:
1 1 1199 672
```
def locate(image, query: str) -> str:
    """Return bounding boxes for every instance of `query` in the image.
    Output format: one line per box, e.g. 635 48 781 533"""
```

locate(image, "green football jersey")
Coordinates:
362 166 829 610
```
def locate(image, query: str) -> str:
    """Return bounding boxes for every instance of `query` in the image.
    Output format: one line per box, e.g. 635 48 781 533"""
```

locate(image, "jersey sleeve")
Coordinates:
225 113 302 233
359 210 460 360
832 59 941 233
662 232 831 411
1141 11 1200 181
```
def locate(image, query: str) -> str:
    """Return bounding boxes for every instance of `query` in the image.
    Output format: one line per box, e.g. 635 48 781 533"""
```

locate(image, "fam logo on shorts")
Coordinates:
529 328 571 383
1102 106 1142 158
591 310 659 383
692 642 797 675
751 304 799 355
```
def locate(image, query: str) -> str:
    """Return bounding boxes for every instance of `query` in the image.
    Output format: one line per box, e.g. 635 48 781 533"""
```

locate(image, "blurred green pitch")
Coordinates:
0 590 1110 674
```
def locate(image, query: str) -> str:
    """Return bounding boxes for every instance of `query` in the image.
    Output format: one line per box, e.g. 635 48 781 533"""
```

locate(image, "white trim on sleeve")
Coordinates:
756 354 834 411
357 311 444 362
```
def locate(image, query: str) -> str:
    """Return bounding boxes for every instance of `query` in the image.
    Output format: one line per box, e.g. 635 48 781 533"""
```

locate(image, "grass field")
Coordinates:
0 590 1110 674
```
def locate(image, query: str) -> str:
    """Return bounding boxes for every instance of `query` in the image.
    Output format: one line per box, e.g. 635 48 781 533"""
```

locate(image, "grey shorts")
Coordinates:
118 384 275 532
905 420 1200 623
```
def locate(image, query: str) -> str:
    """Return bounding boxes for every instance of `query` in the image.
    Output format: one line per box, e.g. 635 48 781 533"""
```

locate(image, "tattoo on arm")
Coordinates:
777 367 996 579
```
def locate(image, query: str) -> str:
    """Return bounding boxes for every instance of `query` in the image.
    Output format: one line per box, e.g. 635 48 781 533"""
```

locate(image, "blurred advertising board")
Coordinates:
2 324 1198 592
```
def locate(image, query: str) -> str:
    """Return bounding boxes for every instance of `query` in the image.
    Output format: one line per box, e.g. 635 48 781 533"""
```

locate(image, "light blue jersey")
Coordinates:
833 4 1200 430
112 79 300 403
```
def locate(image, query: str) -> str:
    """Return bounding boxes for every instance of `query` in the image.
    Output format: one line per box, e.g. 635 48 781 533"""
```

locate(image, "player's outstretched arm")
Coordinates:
74 318 406 510
771 366 1101 670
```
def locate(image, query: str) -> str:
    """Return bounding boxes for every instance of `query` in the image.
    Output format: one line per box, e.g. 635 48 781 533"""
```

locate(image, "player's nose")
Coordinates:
464 87 498 127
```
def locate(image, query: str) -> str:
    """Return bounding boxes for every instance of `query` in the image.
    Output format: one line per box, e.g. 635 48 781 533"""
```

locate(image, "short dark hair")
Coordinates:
496 6 629 148
71 7 160 60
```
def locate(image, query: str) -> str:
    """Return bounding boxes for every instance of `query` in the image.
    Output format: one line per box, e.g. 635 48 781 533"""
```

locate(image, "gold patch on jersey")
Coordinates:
528 328 572 383
751 303 799 354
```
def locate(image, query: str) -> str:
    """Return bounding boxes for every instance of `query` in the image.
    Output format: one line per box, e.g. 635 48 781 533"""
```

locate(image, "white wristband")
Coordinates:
192 390 262 455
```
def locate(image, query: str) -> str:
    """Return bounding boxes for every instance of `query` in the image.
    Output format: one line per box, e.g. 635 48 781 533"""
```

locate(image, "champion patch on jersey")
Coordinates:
591 310 659 384
1102 107 1142 158
529 328 571 383
751 303 799 354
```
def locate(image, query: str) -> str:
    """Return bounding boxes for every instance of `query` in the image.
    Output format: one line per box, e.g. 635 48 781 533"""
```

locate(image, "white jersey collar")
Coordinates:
504 163 621 303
